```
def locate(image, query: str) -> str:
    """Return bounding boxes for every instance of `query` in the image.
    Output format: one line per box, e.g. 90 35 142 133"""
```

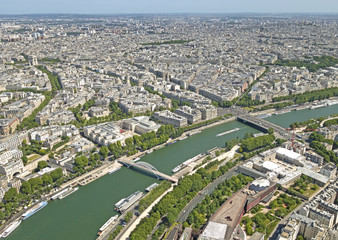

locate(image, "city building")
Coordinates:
0 148 24 180
320 163 337 180
0 118 18 136
122 116 161 134
199 178 276 240
153 110 188 127
175 106 202 124
83 122 128 146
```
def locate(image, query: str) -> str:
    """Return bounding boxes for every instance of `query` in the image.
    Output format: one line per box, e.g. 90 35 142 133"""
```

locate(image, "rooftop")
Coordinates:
277 147 302 160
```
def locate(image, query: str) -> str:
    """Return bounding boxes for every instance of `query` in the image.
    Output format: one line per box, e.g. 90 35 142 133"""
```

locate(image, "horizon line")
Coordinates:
1 12 338 16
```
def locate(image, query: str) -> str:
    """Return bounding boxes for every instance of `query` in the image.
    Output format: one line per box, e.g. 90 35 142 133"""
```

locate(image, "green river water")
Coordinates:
8 104 338 240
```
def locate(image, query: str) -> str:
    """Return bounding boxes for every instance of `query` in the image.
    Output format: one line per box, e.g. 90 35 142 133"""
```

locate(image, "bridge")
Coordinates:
118 160 178 183
237 115 292 140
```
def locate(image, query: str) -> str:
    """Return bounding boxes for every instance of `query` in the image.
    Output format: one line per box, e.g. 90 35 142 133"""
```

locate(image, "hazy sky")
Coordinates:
1 0 338 14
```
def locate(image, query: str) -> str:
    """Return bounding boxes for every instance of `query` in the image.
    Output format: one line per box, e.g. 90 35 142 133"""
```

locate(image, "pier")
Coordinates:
118 160 178 183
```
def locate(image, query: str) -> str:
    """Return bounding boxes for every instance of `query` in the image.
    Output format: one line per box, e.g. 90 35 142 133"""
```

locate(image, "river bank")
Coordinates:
113 144 240 240
254 97 338 118
6 104 338 240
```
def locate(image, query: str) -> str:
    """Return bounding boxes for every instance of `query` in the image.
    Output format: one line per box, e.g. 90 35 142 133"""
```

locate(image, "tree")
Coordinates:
56 178 64 187
4 188 18 203
93 153 100 160
100 146 109 158
50 168 63 182
20 181 32 195
241 134 275 152
74 157 84 169
124 211 133 223
28 178 38 191
269 200 278 209
36 177 43 186
268 127 274 134
37 161 48 170
275 208 286 217
166 209 178 225
246 223 253 235
42 174 53 186
22 155 28 165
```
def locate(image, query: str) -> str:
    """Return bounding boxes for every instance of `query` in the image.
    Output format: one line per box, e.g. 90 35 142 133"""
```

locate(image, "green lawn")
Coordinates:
206 164 219 173
292 183 319 197
28 154 41 162
302 184 319 197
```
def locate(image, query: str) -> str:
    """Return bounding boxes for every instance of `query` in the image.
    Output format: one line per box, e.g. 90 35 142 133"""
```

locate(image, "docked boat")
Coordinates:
97 215 118 236
257 114 271 119
166 140 176 146
172 153 205 173
146 183 159 192
216 128 240 137
182 153 205 166
58 187 79 200
274 110 291 115
327 100 338 106
114 191 143 212
114 198 126 210
310 104 326 110
132 157 141 162
0 220 21 238
108 167 121 175
188 130 201 136
21 201 48 220
51 188 69 200
172 165 182 173
147 150 153 154
179 136 188 141
295 105 309 111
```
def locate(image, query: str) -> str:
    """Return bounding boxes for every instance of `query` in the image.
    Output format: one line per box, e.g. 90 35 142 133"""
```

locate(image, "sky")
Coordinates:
1 0 338 15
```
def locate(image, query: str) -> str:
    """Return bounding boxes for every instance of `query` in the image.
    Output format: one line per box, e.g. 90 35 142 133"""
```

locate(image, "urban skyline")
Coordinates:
0 9 337 240
2 0 338 14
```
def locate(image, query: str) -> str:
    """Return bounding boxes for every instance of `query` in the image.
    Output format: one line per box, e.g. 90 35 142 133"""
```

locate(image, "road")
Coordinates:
176 167 239 223
320 116 338 127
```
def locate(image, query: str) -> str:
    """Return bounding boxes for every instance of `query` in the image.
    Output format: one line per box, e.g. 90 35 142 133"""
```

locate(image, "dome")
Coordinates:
249 178 270 192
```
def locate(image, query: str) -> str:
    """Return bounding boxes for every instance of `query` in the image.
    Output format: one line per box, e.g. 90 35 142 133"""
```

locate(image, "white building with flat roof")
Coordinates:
83 122 128 146
276 147 306 166
122 116 161 135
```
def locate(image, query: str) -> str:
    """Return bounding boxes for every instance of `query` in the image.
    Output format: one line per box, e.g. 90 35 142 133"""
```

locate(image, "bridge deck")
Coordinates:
238 115 292 139
118 159 178 183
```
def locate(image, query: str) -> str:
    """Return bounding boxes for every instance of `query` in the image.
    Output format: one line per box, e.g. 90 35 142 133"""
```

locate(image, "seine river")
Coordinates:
8 104 338 240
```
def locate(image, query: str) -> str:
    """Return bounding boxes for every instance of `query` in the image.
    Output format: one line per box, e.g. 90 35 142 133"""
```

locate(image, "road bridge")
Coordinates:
118 160 178 183
237 115 292 140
